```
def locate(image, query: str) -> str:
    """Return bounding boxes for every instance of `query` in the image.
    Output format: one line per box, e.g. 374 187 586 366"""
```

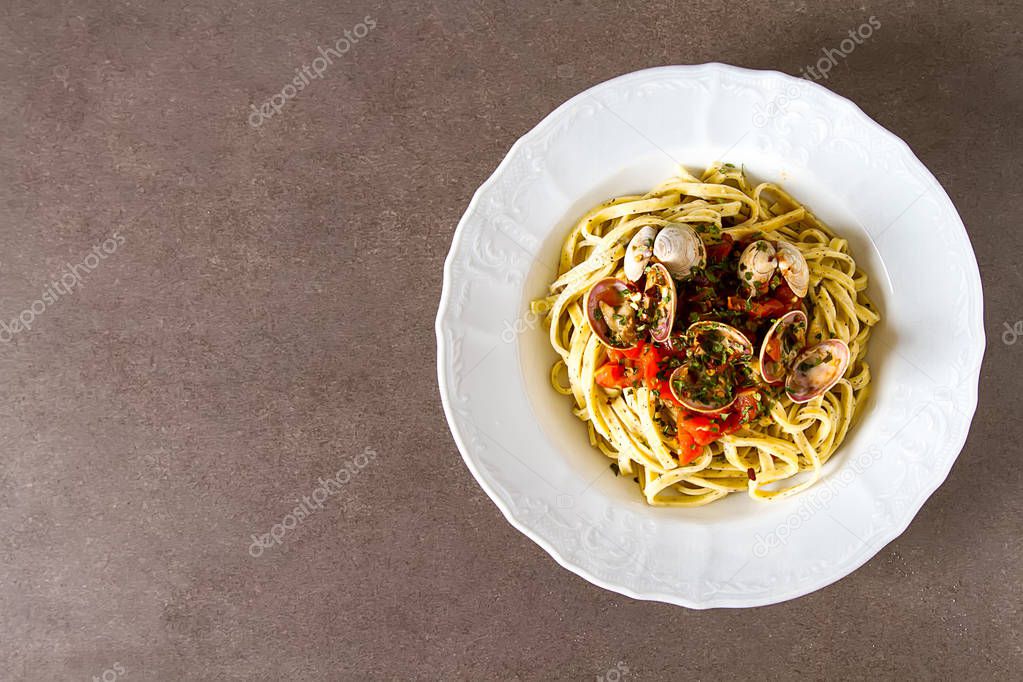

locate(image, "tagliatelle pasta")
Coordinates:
532 163 880 506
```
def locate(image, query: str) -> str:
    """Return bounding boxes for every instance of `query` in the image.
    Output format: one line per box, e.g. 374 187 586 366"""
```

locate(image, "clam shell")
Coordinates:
737 239 777 296
643 263 677 343
775 239 809 298
759 310 808 384
584 278 639 350
668 362 738 414
624 225 657 282
668 321 753 413
686 321 754 359
785 339 850 403
653 224 706 279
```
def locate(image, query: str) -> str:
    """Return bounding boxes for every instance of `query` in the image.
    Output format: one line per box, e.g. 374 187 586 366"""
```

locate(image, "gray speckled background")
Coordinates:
1 0 1018 679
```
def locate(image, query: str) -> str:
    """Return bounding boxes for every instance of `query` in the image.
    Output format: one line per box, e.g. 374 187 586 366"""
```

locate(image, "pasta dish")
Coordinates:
531 163 880 506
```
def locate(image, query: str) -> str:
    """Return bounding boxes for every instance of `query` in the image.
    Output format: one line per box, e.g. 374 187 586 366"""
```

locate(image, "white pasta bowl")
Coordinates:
435 64 984 608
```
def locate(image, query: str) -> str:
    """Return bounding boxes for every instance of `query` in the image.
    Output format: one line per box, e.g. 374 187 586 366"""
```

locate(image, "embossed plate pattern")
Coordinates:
436 64 984 608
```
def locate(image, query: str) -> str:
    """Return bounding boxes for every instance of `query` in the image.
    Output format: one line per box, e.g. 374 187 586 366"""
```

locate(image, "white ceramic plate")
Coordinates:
436 64 984 609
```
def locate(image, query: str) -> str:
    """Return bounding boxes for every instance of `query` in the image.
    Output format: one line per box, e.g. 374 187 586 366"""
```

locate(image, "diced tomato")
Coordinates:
675 390 762 449
693 427 723 446
691 423 724 445
773 281 798 304
706 234 734 262
728 279 802 320
764 335 782 362
678 414 720 446
639 344 662 390
716 390 761 433
731 389 761 425
639 345 687 405
680 414 713 432
677 431 703 465
600 341 688 398
747 298 788 319
688 287 717 303
607 341 645 365
616 341 646 360
595 363 630 389
657 380 682 406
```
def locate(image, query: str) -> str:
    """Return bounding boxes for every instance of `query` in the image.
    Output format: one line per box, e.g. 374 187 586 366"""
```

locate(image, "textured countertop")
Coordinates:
2 1 1019 679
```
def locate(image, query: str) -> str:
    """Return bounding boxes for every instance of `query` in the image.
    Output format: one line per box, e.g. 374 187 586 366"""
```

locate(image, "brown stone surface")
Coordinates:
0 1 1018 679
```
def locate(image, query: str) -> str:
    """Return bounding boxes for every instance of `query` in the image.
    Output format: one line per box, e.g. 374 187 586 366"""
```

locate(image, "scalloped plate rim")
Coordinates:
436 63 985 609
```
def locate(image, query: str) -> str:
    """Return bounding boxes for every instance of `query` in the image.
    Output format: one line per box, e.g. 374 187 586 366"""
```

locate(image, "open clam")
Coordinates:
737 238 809 298
585 278 640 349
668 362 737 413
775 239 809 297
785 339 850 403
686 321 754 360
641 263 676 343
624 225 657 282
737 240 777 296
759 310 808 384
668 321 753 413
653 224 705 279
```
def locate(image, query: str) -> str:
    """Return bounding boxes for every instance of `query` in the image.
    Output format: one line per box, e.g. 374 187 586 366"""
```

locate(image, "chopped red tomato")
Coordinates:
747 298 789 319
677 431 703 465
727 295 788 319
615 341 646 361
727 278 802 320
640 344 686 405
679 414 723 446
595 339 686 408
598 341 657 390
772 281 798 304
693 427 723 447
688 286 717 303
706 234 734 262
728 389 762 428
639 344 662 390
680 414 713 432
595 363 631 389
726 295 745 311
656 380 682 406
675 389 763 453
